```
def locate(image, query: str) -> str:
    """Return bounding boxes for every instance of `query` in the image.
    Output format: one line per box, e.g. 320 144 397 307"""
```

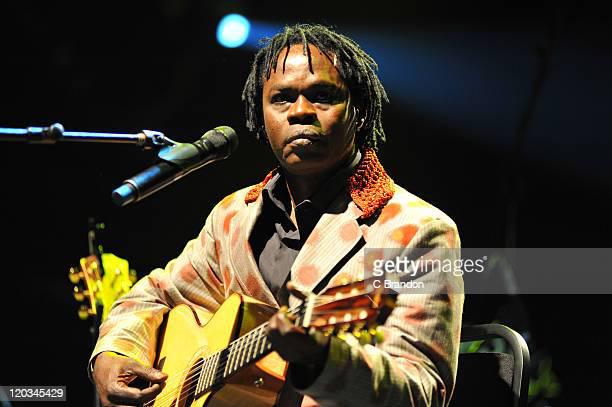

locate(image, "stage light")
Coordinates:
217 14 251 48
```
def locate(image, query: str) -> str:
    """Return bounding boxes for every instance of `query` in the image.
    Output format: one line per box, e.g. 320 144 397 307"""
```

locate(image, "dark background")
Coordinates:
0 1 610 405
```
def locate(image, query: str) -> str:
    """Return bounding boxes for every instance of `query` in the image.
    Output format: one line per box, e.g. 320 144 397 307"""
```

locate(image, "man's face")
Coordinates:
262 44 357 176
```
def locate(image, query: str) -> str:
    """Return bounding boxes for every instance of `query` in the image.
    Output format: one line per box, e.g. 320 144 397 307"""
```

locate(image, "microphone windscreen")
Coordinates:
201 126 238 158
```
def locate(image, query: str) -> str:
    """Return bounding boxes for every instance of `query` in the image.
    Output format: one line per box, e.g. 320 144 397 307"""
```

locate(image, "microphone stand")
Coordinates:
0 122 177 149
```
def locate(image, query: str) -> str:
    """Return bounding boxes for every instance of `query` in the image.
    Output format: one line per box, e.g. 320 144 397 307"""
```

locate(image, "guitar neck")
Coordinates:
193 323 274 396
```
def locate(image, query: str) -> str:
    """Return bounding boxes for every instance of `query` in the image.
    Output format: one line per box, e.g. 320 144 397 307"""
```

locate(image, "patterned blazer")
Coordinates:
91 150 463 406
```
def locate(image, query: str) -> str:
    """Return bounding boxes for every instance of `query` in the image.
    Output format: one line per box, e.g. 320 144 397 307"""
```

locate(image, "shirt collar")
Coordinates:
262 149 362 214
246 148 394 219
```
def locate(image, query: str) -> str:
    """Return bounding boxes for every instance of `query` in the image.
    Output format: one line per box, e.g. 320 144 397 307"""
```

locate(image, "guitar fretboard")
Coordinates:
193 323 273 396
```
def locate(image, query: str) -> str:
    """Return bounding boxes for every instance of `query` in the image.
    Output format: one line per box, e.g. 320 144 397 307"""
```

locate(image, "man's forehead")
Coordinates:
264 44 344 86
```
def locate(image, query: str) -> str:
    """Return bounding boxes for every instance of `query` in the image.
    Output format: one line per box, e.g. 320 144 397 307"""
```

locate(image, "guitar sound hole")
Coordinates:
177 359 202 407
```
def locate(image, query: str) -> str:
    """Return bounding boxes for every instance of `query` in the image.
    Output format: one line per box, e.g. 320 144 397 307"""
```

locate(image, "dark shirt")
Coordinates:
249 150 361 306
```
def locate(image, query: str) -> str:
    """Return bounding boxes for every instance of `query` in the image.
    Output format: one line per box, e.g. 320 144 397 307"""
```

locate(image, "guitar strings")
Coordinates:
143 293 352 406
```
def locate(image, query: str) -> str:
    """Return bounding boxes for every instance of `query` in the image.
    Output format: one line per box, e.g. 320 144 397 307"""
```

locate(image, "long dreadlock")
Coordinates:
242 24 389 151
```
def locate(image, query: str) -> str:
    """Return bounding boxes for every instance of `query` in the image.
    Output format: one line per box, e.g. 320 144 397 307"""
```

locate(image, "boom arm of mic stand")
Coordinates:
0 123 178 149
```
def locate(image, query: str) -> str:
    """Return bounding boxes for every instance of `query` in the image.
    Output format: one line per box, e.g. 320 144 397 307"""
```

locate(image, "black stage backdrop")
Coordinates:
0 1 610 405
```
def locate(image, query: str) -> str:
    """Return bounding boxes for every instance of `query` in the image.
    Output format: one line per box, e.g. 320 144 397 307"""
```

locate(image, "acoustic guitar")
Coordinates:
145 280 394 407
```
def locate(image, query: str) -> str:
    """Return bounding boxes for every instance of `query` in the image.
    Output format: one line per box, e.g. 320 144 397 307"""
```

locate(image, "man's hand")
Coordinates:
266 307 331 390
266 307 330 367
266 282 330 369
92 351 167 406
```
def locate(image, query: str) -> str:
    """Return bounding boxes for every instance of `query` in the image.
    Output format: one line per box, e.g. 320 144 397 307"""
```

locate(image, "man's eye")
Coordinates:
313 92 332 103
271 94 288 104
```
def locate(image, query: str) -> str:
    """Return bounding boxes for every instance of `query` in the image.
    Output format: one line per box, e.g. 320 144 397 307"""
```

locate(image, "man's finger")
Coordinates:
138 383 166 402
268 312 305 337
277 312 304 335
267 313 278 331
127 361 168 383
108 382 164 405
286 281 308 300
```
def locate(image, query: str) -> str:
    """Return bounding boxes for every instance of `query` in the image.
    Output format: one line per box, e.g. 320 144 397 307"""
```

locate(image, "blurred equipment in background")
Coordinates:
456 324 531 407
68 219 137 322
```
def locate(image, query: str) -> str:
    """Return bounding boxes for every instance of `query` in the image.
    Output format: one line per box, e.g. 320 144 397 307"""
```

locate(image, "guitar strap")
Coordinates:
312 236 367 295
311 206 380 295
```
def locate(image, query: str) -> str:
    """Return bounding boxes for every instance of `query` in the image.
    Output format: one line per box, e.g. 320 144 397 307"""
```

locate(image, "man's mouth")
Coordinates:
286 133 322 146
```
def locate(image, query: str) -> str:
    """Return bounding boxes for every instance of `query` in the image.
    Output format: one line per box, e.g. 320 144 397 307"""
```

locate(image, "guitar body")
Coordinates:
152 294 288 407
149 281 389 407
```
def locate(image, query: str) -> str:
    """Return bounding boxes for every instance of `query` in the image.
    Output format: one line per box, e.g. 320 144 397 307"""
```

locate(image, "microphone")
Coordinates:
112 126 238 206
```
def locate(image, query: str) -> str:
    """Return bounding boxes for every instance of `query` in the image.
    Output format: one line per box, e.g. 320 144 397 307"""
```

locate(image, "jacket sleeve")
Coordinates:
292 219 464 407
89 205 226 369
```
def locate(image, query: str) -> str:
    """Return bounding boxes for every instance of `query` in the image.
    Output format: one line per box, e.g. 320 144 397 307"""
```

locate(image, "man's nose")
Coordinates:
287 95 316 124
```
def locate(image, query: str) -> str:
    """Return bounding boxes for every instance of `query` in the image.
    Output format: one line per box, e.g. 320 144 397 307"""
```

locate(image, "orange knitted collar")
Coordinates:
245 148 395 219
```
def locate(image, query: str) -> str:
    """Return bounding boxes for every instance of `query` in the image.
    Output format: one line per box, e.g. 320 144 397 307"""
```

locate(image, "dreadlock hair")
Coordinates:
241 24 389 151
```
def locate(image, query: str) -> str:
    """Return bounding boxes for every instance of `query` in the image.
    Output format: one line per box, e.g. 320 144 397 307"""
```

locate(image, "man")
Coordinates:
91 24 463 406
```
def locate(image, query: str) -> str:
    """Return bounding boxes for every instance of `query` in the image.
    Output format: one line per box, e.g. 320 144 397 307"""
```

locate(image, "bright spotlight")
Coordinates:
217 14 251 48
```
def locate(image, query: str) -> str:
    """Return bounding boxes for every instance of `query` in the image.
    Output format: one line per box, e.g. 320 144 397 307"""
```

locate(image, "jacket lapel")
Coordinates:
227 195 279 307
290 199 364 294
